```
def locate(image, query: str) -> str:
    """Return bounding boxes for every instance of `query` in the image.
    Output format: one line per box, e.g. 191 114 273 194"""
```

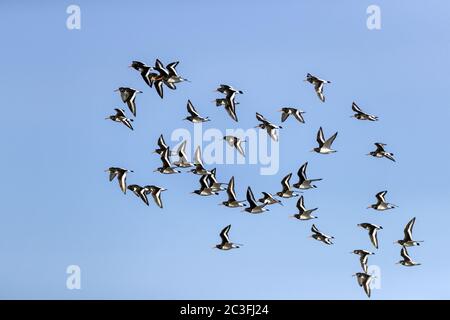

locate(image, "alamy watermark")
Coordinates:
66 5 81 30
66 265 81 290
170 123 280 175
367 5 381 30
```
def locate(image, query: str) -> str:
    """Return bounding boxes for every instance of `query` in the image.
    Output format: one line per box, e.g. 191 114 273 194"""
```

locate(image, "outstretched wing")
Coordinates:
246 187 258 208
281 111 290 122
166 61 179 77
376 190 387 203
187 100 200 117
374 143 386 153
227 176 237 202
220 225 231 244
352 102 364 114
404 217 416 242
194 146 204 166
400 247 412 261
114 108 127 117
323 132 338 149
256 112 268 124
294 110 305 123
281 173 292 192
297 162 308 182
296 196 306 212
311 224 321 235
199 175 210 189
369 228 379 249
316 127 325 146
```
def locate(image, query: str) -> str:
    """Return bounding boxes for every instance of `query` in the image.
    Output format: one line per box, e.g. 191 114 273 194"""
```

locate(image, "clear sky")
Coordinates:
0 0 449 299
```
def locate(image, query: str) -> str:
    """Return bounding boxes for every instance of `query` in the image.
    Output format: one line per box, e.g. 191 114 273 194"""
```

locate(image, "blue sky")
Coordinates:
0 0 449 299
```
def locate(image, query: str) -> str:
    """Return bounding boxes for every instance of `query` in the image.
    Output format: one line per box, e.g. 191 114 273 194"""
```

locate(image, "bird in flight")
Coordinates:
114 87 142 117
351 102 378 121
290 196 318 220
190 146 212 175
258 192 283 206
192 175 219 196
367 191 397 211
184 100 210 123
224 135 245 157
144 185 166 208
155 149 181 174
276 173 300 198
244 187 269 214
105 167 133 194
397 247 421 267
127 184 149 206
214 225 242 250
312 127 338 154
395 217 423 247
173 140 194 168
293 162 322 190
310 224 334 245
358 223 383 249
304 73 330 102
279 107 306 124
353 272 372 298
351 249 375 273
105 108 134 130
221 176 246 208
255 112 283 142
367 143 395 162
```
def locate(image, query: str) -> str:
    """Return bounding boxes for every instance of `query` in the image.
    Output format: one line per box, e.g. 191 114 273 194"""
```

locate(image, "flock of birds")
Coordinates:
105 59 423 299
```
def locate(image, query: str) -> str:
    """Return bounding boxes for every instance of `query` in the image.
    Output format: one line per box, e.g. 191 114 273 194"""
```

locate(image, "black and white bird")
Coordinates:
351 250 375 273
351 102 378 121
395 217 423 247
190 146 212 175
244 187 269 214
258 192 283 206
114 87 142 117
216 84 243 95
304 73 330 102
214 225 241 250
184 100 210 123
192 175 218 196
255 112 283 142
367 191 397 211
105 108 134 130
127 184 149 206
293 162 322 189
105 167 133 194
173 140 194 168
129 60 155 87
215 97 240 107
152 58 170 99
276 173 299 198
312 127 338 154
221 176 246 208
153 134 170 155
279 107 305 124
224 135 245 157
397 246 421 266
155 149 180 174
353 272 372 298
165 61 189 86
290 196 318 220
220 92 239 122
367 143 395 162
358 223 383 249
310 224 334 245
144 185 166 208
208 168 227 192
